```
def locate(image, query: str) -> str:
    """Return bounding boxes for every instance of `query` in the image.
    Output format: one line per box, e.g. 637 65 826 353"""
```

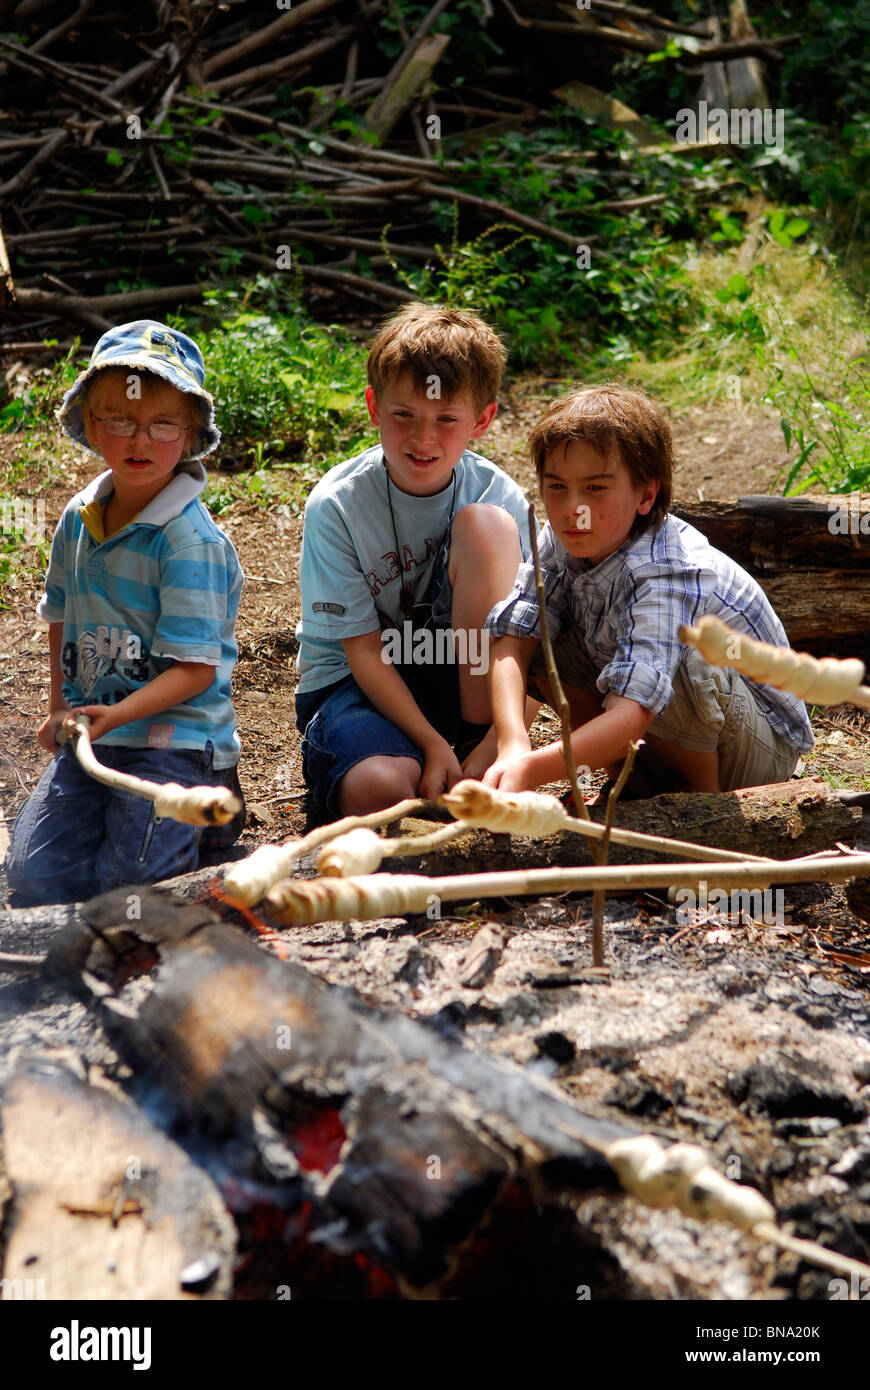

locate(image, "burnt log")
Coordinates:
671 495 870 660
34 886 638 1291
0 1050 236 1300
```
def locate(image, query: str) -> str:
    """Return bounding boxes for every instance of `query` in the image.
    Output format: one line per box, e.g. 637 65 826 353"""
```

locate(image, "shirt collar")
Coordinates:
77 459 208 528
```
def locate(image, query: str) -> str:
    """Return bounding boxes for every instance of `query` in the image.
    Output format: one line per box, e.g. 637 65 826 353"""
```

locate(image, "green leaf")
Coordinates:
242 204 269 226
105 150 123 167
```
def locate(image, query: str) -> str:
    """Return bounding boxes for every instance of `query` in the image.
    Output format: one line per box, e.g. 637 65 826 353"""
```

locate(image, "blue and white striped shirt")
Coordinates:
37 460 243 767
485 514 814 752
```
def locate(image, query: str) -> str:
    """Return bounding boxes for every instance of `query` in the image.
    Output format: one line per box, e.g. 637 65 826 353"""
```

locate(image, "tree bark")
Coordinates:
672 495 870 658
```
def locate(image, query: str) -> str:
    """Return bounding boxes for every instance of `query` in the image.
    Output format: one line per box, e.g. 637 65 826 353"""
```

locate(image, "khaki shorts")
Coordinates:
529 619 798 792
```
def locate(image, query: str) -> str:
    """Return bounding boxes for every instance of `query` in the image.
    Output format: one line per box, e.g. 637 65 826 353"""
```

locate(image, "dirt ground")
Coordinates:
1 383 866 859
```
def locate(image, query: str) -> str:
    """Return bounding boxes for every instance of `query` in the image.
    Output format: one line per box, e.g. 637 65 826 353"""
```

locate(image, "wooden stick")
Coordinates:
264 852 870 925
364 32 451 143
367 0 453 133
527 502 590 824
223 799 429 904
438 780 776 865
317 822 469 876
202 0 346 78
209 25 359 95
59 714 240 827
417 180 581 249
30 0 98 54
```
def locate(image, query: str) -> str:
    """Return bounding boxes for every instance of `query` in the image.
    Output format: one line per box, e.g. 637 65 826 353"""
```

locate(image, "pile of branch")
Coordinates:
0 0 802 340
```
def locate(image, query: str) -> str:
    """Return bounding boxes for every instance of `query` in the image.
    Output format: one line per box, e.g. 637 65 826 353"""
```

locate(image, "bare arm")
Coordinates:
37 622 71 752
342 629 462 797
73 662 216 742
491 694 655 792
488 633 539 752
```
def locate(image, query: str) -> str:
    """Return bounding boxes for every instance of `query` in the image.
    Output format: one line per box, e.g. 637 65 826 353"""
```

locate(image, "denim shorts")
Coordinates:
296 534 462 815
5 740 225 907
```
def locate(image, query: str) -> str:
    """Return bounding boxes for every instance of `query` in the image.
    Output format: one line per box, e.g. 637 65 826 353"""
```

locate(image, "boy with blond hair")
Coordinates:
484 384 813 796
295 302 534 816
6 320 243 905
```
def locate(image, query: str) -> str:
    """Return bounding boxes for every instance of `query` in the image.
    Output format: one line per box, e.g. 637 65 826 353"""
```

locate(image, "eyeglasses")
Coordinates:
92 415 193 443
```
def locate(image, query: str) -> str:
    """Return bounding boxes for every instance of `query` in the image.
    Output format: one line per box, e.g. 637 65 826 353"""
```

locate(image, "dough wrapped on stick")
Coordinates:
679 616 869 708
59 712 241 826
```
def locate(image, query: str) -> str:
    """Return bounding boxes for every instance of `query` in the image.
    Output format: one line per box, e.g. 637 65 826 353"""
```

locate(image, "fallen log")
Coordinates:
671 495 870 658
0 1050 236 1300
397 779 861 875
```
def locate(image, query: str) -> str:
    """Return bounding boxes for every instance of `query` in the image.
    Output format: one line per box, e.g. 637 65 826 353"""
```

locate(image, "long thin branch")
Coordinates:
264 852 870 925
30 0 98 54
202 0 346 78
209 24 359 95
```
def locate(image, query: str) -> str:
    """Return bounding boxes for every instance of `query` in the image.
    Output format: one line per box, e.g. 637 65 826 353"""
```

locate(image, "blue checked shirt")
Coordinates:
485 515 814 753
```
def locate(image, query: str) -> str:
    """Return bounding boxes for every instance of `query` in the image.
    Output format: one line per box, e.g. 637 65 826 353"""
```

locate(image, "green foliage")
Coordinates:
0 341 80 440
387 112 710 367
182 278 373 476
644 239 867 494
759 301 870 494
382 207 533 320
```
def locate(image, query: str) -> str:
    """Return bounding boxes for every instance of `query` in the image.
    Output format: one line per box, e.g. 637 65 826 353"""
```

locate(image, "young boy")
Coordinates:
6 320 244 906
295 302 535 817
483 384 813 797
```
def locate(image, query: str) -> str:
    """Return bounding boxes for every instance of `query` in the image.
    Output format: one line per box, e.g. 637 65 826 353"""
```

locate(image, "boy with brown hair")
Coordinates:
483 383 813 796
295 302 534 817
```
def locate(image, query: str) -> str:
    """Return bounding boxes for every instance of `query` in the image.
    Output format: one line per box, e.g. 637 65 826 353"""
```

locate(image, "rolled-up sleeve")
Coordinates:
485 526 568 640
596 567 709 714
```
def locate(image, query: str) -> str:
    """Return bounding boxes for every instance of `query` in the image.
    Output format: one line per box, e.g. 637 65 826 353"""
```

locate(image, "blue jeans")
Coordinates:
5 741 221 906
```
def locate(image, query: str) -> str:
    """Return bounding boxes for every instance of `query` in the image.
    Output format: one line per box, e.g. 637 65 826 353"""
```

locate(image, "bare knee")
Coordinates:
337 755 421 816
448 503 521 581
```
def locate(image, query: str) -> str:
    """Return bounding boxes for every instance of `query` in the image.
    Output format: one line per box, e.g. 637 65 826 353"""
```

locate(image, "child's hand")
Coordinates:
420 739 463 800
482 745 534 793
459 725 499 782
37 707 70 753
70 704 122 743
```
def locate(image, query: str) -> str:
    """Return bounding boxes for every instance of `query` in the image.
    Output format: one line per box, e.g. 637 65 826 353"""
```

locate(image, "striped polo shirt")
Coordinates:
37 460 243 767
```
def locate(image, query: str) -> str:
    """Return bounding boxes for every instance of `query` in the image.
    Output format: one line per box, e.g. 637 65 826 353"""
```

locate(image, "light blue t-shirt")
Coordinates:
296 445 532 695
37 460 243 768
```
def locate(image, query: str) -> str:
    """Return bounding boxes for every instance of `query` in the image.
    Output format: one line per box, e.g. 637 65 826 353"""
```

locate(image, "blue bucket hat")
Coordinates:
57 320 220 460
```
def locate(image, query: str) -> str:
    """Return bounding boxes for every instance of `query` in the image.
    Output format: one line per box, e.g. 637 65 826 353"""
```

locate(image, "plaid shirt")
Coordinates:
485 514 814 752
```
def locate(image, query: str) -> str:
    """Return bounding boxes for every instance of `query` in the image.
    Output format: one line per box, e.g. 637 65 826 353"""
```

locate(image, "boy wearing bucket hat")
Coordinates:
6 320 244 906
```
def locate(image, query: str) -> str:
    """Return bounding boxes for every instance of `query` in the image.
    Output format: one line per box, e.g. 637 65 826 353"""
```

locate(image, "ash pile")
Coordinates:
1 832 869 1300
